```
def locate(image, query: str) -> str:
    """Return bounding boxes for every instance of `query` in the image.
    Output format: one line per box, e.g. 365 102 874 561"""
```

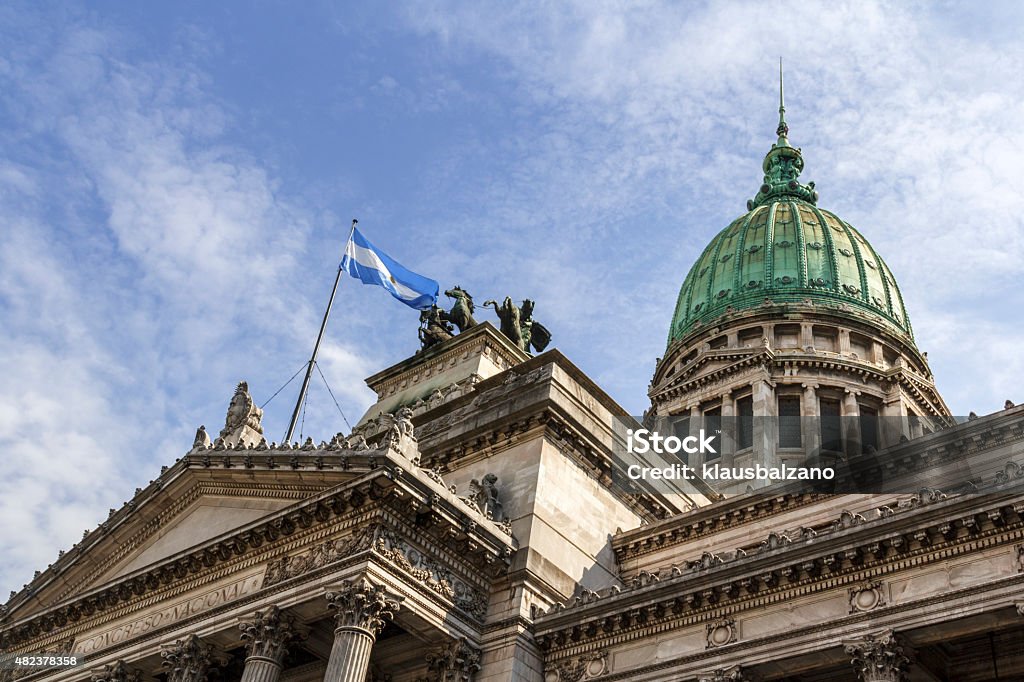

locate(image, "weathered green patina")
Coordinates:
667 65 913 346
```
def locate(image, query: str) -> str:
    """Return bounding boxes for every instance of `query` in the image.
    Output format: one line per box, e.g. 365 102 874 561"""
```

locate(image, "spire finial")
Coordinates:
777 57 789 144
746 60 818 210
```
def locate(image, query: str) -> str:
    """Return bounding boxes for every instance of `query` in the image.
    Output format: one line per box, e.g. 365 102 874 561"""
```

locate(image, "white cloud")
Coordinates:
398 0 1024 415
0 16 375 598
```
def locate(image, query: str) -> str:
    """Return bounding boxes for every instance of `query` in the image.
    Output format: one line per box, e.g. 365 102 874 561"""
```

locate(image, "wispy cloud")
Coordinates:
2 1 1023 599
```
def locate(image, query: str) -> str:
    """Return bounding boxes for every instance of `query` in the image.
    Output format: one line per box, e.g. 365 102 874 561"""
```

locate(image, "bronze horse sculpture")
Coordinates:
482 297 550 353
443 286 478 333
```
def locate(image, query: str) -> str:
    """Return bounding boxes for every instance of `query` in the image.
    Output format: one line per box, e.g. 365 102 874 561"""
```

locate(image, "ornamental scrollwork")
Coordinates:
424 637 482 682
239 605 307 663
161 634 226 682
263 525 378 587
706 617 737 648
844 630 910 682
543 651 608 681
849 581 887 613
325 578 402 637
374 528 488 621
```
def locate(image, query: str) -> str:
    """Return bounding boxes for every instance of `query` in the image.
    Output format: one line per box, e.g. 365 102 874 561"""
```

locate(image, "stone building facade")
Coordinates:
2 100 1023 682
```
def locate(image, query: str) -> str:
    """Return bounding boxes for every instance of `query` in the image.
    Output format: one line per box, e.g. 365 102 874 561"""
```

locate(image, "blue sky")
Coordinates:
2 1 1024 597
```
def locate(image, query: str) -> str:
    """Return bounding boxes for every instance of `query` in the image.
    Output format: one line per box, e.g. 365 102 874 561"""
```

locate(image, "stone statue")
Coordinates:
469 473 503 521
192 425 211 450
443 286 478 333
338 432 368 450
419 305 454 349
483 297 551 353
395 406 414 439
218 381 264 448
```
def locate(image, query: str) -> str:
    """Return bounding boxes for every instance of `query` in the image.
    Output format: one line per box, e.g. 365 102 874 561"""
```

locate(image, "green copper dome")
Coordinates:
668 68 913 346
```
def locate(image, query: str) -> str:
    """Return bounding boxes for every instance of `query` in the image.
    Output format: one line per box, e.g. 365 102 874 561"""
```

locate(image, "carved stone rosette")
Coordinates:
705 617 737 648
238 606 306 682
425 637 482 681
161 634 223 682
323 579 403 682
848 581 886 613
844 630 910 682
90 660 144 682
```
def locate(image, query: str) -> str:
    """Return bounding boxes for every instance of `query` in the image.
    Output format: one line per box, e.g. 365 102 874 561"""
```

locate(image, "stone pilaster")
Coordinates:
425 637 482 681
323 578 403 682
90 660 143 682
844 630 910 682
720 392 735 467
842 388 861 457
238 606 307 682
161 634 224 682
752 379 778 469
801 383 822 458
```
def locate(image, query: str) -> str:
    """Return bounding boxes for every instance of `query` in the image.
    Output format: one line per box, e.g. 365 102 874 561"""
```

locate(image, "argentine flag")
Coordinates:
340 227 439 310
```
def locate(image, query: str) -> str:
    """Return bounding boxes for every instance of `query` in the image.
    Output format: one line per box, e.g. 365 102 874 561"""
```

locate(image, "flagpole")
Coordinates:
284 218 359 443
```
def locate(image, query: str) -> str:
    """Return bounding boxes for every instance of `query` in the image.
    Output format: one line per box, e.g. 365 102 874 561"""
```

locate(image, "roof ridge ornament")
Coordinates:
747 60 819 210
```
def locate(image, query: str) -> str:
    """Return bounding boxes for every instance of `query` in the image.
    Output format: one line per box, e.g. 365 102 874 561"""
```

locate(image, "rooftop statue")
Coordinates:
483 296 551 353
418 305 454 350
218 381 264 447
442 286 478 333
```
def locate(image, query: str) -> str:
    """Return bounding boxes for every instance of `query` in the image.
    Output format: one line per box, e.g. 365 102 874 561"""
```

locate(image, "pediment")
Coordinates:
4 465 351 622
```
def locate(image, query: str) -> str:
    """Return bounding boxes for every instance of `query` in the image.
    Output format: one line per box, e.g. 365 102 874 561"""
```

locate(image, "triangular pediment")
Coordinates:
4 463 356 622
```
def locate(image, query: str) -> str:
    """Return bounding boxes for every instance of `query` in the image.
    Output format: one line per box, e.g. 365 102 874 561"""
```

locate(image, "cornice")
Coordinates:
570 574 1024 681
0 447 517 651
536 475 1024 651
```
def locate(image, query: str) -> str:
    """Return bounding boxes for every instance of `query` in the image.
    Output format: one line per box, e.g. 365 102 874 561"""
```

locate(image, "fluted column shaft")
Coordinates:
240 657 282 682
322 578 402 682
324 626 376 682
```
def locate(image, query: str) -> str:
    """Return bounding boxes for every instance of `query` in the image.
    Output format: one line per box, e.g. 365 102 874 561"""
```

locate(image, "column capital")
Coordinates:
844 629 910 682
161 634 226 682
325 578 403 637
90 660 144 682
425 637 482 681
239 605 308 664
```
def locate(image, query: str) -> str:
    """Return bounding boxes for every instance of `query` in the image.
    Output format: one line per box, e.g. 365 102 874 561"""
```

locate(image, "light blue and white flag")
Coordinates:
340 227 439 310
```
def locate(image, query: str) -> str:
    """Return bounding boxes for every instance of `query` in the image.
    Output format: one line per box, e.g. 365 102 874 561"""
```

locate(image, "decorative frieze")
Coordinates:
374 527 489 620
844 630 909 682
544 651 608 681
263 525 378 587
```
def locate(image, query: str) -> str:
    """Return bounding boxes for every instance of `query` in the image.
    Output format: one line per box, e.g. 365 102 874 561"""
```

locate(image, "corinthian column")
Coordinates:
161 634 225 682
844 630 910 682
425 637 482 681
239 606 307 682
323 578 403 682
